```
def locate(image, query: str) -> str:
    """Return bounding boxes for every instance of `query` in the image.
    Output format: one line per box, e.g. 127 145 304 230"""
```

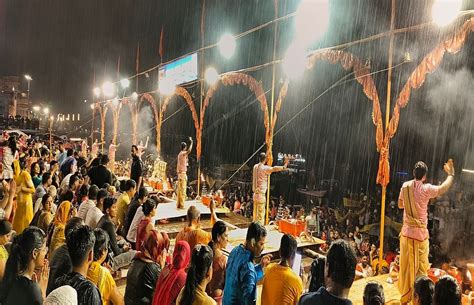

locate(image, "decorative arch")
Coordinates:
105 100 122 145
98 103 108 149
266 49 383 165
305 49 384 152
389 17 474 137
198 72 271 160
376 17 474 187
139 93 160 152
158 86 200 155
91 103 97 144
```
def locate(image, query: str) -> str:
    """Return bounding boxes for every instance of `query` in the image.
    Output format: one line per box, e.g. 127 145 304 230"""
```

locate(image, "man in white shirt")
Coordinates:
60 164 79 191
127 206 144 245
85 189 107 228
78 185 99 220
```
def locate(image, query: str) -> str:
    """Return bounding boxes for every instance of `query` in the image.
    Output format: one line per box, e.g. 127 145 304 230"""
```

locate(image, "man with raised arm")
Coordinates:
176 137 193 209
398 159 455 305
108 140 119 173
252 152 288 224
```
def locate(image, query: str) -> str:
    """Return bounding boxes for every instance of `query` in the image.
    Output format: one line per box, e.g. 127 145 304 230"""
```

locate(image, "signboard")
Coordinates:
158 53 198 85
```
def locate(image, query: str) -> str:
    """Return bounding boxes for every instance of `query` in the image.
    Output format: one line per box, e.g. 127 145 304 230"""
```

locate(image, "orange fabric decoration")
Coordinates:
388 17 474 139
106 100 122 145
139 93 160 152
159 86 200 156
377 17 474 187
306 50 384 153
99 105 108 146
198 73 271 160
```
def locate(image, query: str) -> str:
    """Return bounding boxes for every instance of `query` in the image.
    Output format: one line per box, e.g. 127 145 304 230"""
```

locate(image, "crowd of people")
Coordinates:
0 115 41 130
219 187 254 219
217 185 402 279
0 134 466 305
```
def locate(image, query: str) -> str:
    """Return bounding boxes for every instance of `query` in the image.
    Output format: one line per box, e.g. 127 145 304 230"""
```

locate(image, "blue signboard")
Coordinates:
158 53 198 85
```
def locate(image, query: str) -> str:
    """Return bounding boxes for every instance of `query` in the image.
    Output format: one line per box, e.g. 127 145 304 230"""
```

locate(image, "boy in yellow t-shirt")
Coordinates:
88 228 124 305
261 234 303 305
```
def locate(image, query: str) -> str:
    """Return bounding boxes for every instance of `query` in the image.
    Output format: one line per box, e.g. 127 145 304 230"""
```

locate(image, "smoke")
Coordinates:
425 67 474 168
137 106 157 156
426 67 474 114
115 106 132 161
425 68 474 263
434 201 474 263
391 64 474 178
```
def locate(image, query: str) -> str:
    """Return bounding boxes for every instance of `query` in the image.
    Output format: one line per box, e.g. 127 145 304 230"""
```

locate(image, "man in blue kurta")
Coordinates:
223 222 272 305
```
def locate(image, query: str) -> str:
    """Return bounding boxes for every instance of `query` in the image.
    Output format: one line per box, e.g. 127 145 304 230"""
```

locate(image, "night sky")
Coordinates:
1 0 473 193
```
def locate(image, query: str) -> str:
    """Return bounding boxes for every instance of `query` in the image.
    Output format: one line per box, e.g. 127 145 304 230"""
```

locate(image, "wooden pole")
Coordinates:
92 70 96 146
112 104 121 145
266 0 279 225
91 105 95 144
100 105 107 152
130 102 138 145
379 0 396 273
49 118 53 160
197 0 205 197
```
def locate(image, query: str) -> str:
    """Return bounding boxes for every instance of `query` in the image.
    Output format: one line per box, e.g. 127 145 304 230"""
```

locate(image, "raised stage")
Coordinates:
256 274 401 305
348 274 401 304
151 199 230 222
224 225 325 256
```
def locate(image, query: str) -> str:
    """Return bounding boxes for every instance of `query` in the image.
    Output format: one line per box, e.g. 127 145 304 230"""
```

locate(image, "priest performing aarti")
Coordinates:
108 140 120 173
176 137 193 209
398 159 454 305
252 152 288 224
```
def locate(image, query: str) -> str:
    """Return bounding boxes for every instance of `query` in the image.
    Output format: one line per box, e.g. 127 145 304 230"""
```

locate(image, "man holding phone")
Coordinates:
261 234 303 305
223 222 272 305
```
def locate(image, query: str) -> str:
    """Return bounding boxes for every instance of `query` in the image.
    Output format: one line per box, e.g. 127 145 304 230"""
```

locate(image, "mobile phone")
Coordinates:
292 253 302 275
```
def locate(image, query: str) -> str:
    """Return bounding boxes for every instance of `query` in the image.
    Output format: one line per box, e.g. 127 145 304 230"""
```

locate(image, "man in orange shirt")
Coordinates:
176 201 218 251
355 255 373 279
261 234 303 305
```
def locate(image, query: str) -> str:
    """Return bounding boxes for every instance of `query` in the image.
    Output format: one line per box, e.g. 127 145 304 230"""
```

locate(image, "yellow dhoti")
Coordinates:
398 181 430 304
252 193 266 224
176 173 187 209
108 159 115 173
398 235 429 303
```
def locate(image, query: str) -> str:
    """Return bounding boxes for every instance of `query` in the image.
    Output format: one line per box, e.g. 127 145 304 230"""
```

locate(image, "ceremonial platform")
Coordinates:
149 198 245 239
224 225 325 256
151 198 230 222
255 275 401 305
348 274 401 305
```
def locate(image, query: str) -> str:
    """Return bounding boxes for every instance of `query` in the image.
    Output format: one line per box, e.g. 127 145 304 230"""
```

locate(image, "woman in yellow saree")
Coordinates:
48 199 76 256
12 155 35 234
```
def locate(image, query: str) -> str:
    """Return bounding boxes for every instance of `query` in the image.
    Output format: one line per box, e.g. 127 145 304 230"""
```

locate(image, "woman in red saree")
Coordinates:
152 240 191 305
135 199 157 251
125 230 169 305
